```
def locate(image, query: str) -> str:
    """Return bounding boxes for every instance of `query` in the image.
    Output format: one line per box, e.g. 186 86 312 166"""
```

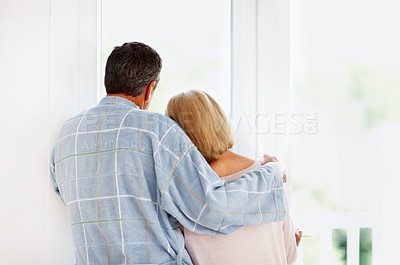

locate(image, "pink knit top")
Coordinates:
183 160 298 265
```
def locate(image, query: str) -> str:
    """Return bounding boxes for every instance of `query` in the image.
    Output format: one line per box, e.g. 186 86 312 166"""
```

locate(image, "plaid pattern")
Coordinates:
49 96 286 265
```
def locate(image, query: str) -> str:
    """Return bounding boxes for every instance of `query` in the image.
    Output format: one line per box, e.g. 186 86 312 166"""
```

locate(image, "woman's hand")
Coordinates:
295 229 303 246
261 154 287 183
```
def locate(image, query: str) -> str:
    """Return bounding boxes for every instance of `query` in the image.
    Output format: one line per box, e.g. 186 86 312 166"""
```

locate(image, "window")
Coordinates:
291 0 400 264
99 1 400 264
101 0 231 114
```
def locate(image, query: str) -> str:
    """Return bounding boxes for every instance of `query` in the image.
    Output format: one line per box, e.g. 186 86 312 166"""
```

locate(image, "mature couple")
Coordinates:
50 42 300 265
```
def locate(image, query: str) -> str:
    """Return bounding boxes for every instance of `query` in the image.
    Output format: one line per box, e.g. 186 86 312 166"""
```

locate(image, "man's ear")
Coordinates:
144 81 156 102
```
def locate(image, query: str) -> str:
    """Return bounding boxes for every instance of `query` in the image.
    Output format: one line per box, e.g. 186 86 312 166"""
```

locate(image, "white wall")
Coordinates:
0 0 97 264
0 0 50 263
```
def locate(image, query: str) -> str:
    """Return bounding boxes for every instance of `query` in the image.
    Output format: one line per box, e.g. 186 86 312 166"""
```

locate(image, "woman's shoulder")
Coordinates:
210 151 258 178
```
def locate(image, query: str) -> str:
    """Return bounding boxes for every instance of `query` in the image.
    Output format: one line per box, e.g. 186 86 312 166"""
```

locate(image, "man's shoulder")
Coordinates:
134 109 175 126
123 110 187 139
65 108 91 122
55 103 190 146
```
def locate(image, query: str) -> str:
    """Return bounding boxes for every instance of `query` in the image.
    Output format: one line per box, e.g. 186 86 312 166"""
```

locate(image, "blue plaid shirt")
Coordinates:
50 96 286 265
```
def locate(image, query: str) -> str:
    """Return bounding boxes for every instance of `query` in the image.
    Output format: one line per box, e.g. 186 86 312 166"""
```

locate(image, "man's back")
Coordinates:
50 96 286 265
50 96 194 264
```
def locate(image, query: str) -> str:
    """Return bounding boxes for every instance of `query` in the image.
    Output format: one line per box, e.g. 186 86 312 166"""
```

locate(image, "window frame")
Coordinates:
230 0 292 191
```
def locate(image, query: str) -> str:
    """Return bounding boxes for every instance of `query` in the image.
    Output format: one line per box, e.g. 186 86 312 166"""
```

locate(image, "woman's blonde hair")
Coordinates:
166 90 235 163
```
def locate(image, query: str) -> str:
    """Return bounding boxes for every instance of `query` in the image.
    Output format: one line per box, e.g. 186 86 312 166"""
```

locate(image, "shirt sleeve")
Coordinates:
154 125 286 235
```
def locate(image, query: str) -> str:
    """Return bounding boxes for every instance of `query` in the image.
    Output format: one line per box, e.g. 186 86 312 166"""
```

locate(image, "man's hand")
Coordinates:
261 154 287 183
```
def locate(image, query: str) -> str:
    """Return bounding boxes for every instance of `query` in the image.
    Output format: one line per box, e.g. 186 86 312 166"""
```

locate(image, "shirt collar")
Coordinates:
98 96 140 109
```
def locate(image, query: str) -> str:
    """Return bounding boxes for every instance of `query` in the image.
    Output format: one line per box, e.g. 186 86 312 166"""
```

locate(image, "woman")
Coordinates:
166 90 301 265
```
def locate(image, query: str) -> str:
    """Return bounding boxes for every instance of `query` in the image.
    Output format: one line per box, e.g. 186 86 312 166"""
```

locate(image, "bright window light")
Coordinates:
291 0 400 264
101 0 231 115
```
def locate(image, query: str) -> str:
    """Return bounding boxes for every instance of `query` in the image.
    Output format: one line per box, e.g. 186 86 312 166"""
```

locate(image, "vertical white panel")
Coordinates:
97 0 103 102
319 228 333 265
78 0 99 110
255 0 292 200
0 0 49 264
256 0 291 159
231 0 291 162
231 0 258 158
347 227 360 265
372 224 379 265
48 0 98 264
48 0 79 263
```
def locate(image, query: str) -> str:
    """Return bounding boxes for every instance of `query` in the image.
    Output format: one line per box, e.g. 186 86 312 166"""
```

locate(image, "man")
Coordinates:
50 42 286 265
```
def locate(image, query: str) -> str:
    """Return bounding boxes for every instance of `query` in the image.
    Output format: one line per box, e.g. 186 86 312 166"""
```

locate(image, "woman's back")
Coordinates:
184 151 298 265
165 90 298 264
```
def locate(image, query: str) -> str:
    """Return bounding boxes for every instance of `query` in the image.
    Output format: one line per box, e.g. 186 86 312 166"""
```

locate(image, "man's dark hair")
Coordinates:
105 42 162 97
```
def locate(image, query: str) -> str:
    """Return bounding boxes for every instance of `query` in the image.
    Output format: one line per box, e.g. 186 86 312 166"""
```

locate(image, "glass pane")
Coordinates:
291 0 400 263
101 0 231 114
291 0 400 214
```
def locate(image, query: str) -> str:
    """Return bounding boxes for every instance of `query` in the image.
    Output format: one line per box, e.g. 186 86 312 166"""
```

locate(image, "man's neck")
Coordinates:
107 93 145 109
